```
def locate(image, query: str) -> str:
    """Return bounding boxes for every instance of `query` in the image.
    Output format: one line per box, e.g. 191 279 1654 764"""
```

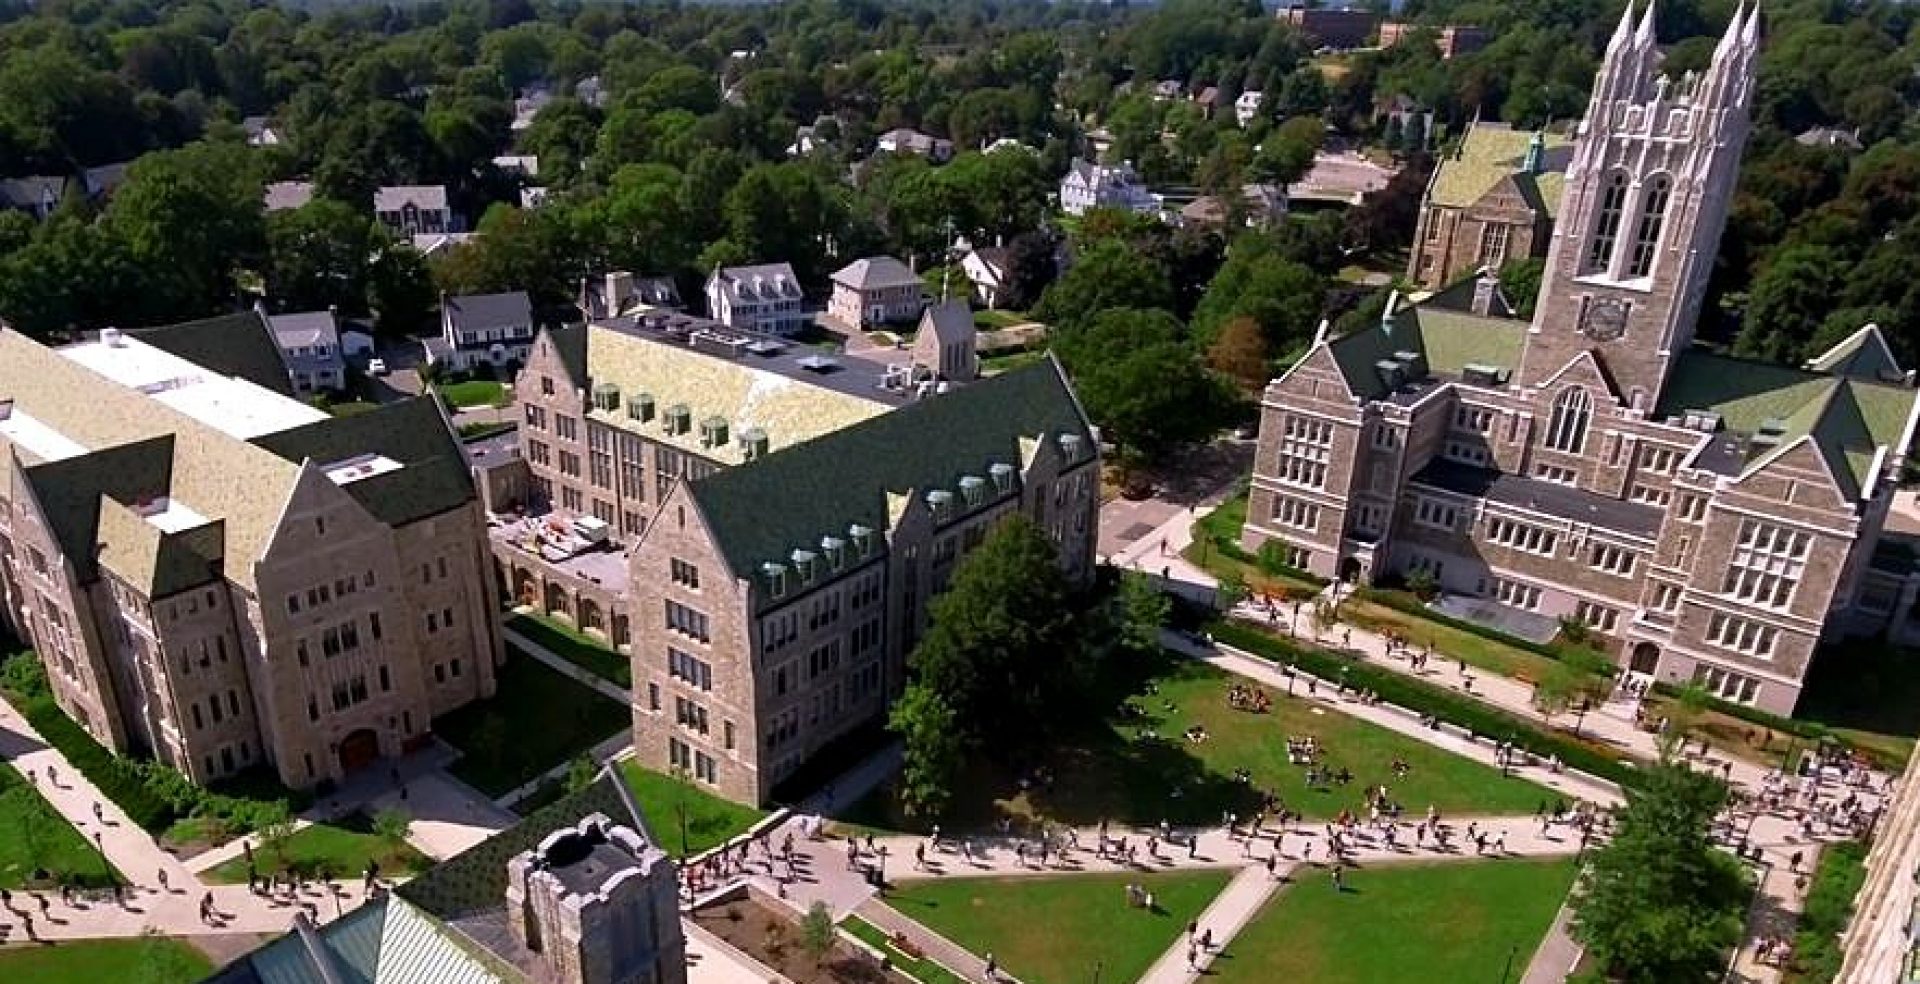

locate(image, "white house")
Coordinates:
265 308 347 395
430 291 536 371
1235 90 1266 127
704 263 808 336
876 128 955 163
961 246 1013 310
1059 158 1157 216
375 185 457 236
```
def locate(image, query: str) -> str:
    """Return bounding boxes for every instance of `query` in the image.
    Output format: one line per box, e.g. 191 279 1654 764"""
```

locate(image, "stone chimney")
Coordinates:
605 272 635 315
506 813 685 984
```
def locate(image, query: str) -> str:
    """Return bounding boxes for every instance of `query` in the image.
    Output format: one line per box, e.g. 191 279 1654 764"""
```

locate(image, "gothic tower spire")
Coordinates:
1513 2 1758 409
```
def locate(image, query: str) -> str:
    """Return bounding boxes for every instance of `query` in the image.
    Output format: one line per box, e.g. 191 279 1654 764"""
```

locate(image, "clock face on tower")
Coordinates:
1580 297 1630 342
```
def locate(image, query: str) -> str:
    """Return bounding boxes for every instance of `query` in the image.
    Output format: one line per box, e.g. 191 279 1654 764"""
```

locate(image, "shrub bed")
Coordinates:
1210 620 1644 791
22 699 175 830
1354 587 1601 665
1785 839 1869 983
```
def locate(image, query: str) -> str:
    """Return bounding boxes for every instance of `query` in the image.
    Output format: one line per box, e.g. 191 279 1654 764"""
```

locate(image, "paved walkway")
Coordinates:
0 695 380 942
503 627 632 704
856 897 1015 984
1137 864 1280 984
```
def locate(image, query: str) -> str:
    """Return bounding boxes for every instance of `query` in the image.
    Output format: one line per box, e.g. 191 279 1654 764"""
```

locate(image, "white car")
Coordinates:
367 358 389 376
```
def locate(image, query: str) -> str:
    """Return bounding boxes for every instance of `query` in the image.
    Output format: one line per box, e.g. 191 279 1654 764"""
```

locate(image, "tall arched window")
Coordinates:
1546 388 1592 453
1626 174 1672 277
1583 172 1630 273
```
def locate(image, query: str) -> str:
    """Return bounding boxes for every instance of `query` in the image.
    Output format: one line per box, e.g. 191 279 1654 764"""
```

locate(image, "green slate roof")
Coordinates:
688 355 1095 576
1429 122 1571 218
1325 296 1528 399
1805 324 1903 380
250 397 474 527
545 323 589 389
128 311 293 397
1658 351 1918 497
19 435 175 585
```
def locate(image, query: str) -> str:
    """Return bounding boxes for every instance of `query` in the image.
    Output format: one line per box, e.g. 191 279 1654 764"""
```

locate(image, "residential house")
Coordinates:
1180 183 1289 229
961 246 1014 310
1059 158 1157 216
788 115 840 158
579 272 684 320
241 116 283 146
828 256 927 330
0 176 67 220
1279 5 1379 48
1151 80 1185 102
1194 87 1222 120
482 309 1096 805
0 314 501 791
264 181 315 213
575 75 607 109
1796 126 1865 152
431 292 536 372
81 163 130 202
512 87 553 132
267 308 348 395
1235 90 1266 128
1249 6 1911 716
704 264 808 337
492 155 539 178
1380 22 1491 58
876 128 954 163
1406 122 1571 288
375 185 456 237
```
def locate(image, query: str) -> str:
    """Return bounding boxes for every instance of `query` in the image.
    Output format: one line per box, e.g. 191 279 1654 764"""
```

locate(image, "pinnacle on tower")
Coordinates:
1606 1 1637 54
1635 1 1658 46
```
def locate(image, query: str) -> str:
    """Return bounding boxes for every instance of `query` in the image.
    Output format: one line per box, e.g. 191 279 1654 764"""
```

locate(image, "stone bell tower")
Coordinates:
1516 1 1760 409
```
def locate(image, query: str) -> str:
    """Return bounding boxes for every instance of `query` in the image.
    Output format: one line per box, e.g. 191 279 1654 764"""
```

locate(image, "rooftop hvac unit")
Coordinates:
1460 363 1504 387
1374 359 1407 391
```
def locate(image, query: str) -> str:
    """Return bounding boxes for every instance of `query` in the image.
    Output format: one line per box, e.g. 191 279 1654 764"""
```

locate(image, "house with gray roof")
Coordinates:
704 262 808 336
827 255 926 329
266 307 348 395
375 185 456 237
0 175 68 220
578 271 682 320
435 291 536 373
875 127 954 163
263 180 315 212
1059 157 1156 217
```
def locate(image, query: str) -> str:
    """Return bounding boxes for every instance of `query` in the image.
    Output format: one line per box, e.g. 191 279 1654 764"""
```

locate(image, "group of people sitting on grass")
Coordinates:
1226 682 1272 713
1285 735 1322 765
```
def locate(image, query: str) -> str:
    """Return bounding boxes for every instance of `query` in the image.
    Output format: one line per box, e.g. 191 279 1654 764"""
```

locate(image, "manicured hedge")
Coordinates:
1649 680 1831 744
1786 839 1869 983
1210 620 1645 791
21 697 177 831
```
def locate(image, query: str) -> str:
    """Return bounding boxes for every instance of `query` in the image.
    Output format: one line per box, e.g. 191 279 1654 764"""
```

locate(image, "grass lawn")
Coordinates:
324 400 381 417
1211 859 1578 984
436 379 509 408
506 612 630 687
1183 495 1324 601
617 760 765 857
837 659 1551 835
0 764 114 888
436 649 631 797
841 916 971 984
979 349 1045 375
888 869 1231 984
972 309 1028 330
0 937 211 982
1335 595 1585 687
203 813 430 884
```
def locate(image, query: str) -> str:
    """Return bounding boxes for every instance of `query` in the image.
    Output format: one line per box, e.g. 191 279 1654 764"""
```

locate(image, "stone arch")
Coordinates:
544 581 571 617
578 597 603 634
514 568 539 607
1337 556 1363 583
612 614 631 648
1629 641 1660 675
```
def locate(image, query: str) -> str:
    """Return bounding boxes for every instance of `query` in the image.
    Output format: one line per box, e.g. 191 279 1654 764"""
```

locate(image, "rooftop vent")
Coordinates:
700 416 729 448
739 426 769 460
790 548 817 582
820 535 847 568
1392 350 1427 381
101 327 124 348
690 328 750 358
628 392 655 422
664 404 691 435
797 354 840 373
926 488 954 520
1058 433 1084 460
959 475 986 506
989 462 1016 492
1677 409 1722 433
592 382 620 412
1460 363 1505 388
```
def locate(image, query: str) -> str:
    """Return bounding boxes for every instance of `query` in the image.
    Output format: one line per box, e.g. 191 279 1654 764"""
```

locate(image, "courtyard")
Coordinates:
434 649 630 797
1208 858 1579 984
883 868 1233 984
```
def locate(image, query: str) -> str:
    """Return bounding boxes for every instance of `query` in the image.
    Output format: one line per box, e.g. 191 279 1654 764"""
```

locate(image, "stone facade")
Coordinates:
1246 5 1920 715
482 312 1096 806
506 812 684 984
0 323 501 790
1407 123 1570 289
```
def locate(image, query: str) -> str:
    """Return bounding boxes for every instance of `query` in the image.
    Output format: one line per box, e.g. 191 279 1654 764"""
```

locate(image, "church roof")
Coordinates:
1322 290 1528 401
1428 122 1572 218
1805 324 1904 382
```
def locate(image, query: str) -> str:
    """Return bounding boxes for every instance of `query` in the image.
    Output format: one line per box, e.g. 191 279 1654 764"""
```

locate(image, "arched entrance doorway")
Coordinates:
1338 557 1363 583
338 729 380 774
1629 641 1660 675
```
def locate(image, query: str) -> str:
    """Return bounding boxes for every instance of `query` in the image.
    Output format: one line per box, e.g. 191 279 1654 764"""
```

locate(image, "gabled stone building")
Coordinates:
484 309 1097 804
1248 3 1920 715
1408 122 1572 289
0 313 501 790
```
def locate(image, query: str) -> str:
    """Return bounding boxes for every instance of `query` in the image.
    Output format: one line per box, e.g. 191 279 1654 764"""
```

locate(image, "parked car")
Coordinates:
367 358 389 376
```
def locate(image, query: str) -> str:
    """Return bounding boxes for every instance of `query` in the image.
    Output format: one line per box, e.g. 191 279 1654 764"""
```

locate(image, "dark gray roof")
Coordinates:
128 311 294 397
376 185 449 211
919 300 975 342
81 162 130 198
444 292 533 333
1411 459 1664 539
689 354 1094 575
250 398 475 527
463 426 521 472
832 256 921 291
0 175 67 211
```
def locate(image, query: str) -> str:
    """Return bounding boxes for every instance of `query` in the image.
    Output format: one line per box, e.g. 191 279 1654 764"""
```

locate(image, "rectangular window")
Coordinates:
647 682 660 711
1637 444 1679 474
1691 664 1761 705
1414 497 1458 532
1442 440 1489 467
1477 221 1511 268
1588 543 1637 577
1486 517 1559 556
665 600 710 643
670 559 701 589
1277 414 1333 489
668 647 713 691
1270 496 1320 532
555 415 578 441
1491 578 1541 610
1574 600 1618 633
1533 464 1577 485
1649 582 1683 613
1629 483 1672 506
1706 613 1779 658
1722 519 1808 610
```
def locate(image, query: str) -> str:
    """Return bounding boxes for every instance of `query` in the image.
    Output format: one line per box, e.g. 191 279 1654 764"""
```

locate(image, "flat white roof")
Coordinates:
60 335 328 440
0 406 88 463
140 497 209 534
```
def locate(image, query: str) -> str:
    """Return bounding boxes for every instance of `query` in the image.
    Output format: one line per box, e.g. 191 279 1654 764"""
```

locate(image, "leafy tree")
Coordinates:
1114 572 1173 657
1572 763 1748 983
372 807 412 858
1532 662 1585 729
565 754 598 793
1031 239 1173 330
1734 244 1846 363
908 516 1080 753
256 802 295 866
1191 241 1325 352
889 682 960 819
1000 230 1060 311
799 901 836 963
266 199 382 314
1207 314 1271 392
368 245 436 337
1051 308 1226 463
1215 570 1249 612
1499 257 1545 318
1249 116 1323 186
